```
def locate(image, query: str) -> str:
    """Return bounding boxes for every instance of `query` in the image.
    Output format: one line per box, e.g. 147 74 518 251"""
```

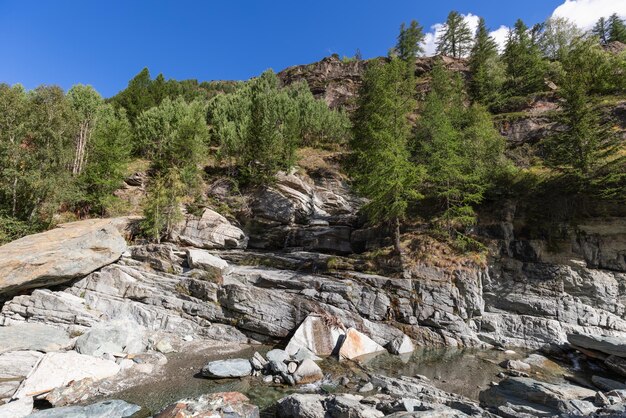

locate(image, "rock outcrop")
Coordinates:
0 218 127 297
171 208 248 249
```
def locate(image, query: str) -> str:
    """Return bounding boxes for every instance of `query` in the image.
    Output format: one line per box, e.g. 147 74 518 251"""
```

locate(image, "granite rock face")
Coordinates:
171 208 248 250
0 218 127 297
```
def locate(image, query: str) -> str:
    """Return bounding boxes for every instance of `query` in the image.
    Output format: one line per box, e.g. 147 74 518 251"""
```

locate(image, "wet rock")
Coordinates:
0 350 43 401
171 208 248 249
285 314 345 357
13 351 120 399
386 334 414 355
0 323 72 354
0 396 33 418
293 359 323 384
479 376 597 417
499 359 531 372
201 358 252 378
186 248 229 273
605 355 626 377
568 334 626 358
596 391 611 407
592 375 626 391
266 349 290 374
324 394 384 417
26 399 141 418
129 243 183 274
75 320 146 357
371 374 486 416
155 392 259 418
276 393 326 418
0 218 127 296
250 352 267 370
339 328 386 360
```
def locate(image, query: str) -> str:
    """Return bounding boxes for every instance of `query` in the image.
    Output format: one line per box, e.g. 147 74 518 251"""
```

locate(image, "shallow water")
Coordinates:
95 345 539 416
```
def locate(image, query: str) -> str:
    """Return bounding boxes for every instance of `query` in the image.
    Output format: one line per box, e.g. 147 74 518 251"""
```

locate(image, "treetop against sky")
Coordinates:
0 0 625 97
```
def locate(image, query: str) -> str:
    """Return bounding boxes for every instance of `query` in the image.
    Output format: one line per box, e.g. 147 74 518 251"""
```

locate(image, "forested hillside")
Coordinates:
1 11 625 258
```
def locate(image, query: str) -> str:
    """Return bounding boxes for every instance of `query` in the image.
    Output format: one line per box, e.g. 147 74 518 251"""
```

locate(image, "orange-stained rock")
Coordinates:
338 328 386 360
155 392 259 418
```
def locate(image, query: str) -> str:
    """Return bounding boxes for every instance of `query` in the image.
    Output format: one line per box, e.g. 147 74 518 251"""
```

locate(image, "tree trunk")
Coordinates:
393 217 408 276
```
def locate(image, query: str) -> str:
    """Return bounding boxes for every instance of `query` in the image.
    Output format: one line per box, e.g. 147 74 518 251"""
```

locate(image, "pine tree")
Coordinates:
503 19 546 96
468 17 504 107
141 168 185 243
546 38 606 175
608 14 626 43
395 20 426 61
416 61 506 245
351 58 422 262
436 11 474 59
592 17 610 45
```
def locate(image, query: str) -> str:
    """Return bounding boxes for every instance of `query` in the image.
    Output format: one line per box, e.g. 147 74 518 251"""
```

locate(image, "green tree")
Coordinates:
141 168 185 243
503 19 546 96
395 20 426 61
208 70 349 182
78 105 132 215
537 17 582 61
0 84 28 218
468 17 504 107
111 68 155 127
609 13 626 43
416 62 506 244
134 97 209 176
352 57 422 261
546 38 606 175
436 11 474 59
67 84 103 175
592 17 610 44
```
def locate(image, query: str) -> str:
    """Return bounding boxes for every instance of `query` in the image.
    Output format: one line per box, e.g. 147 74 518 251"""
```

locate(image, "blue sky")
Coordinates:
0 0 621 97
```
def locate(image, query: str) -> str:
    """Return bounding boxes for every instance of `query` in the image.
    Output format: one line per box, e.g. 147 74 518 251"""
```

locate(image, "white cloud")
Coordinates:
419 0 626 58
490 25 510 52
552 0 626 29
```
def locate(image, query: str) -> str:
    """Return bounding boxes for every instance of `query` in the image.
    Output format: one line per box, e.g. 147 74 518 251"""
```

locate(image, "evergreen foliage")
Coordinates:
503 19 546 96
351 57 422 257
415 61 506 243
609 13 626 43
468 17 504 108
436 11 474 58
208 70 351 183
592 17 610 45
395 20 426 61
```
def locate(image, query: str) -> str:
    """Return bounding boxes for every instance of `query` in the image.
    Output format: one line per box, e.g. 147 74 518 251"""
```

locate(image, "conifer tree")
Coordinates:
503 19 546 96
416 61 505 245
468 17 504 107
608 14 626 43
395 20 426 61
546 38 606 175
351 57 421 262
436 11 474 59
592 17 610 44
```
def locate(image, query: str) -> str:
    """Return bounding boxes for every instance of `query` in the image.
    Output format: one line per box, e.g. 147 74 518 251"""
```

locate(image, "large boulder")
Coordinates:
171 209 248 249
186 248 229 273
155 392 259 418
568 333 626 357
338 328 386 360
75 320 146 357
25 399 141 418
285 314 345 358
0 323 71 354
12 351 121 399
0 351 43 401
293 358 323 384
0 218 127 296
201 358 252 378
